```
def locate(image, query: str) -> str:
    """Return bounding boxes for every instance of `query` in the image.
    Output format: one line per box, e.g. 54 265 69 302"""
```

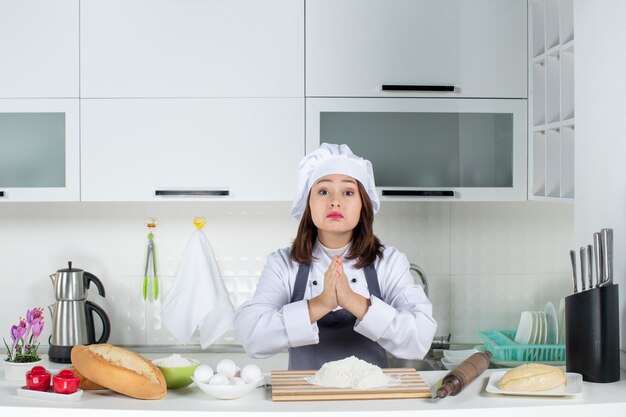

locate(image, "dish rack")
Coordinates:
479 330 566 363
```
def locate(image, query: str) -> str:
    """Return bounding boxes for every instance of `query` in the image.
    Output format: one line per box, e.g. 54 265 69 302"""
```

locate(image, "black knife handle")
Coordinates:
382 85 455 92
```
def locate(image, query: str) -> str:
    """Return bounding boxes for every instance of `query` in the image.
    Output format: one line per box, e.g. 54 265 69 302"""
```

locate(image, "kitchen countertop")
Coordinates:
1 353 625 417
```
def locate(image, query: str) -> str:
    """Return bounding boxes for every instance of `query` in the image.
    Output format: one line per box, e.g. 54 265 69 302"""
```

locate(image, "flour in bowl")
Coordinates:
306 356 391 389
153 354 195 367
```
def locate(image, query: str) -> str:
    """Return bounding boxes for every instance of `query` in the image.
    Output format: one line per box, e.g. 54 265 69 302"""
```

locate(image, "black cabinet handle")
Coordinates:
382 85 455 92
155 189 229 197
382 190 455 197
0 191 4 197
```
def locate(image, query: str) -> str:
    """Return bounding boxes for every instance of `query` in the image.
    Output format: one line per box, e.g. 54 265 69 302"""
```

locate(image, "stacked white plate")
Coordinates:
514 302 559 345
440 348 481 370
557 298 566 345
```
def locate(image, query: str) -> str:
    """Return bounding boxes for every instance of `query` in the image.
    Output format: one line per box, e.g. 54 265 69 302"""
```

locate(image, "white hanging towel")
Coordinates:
162 229 234 349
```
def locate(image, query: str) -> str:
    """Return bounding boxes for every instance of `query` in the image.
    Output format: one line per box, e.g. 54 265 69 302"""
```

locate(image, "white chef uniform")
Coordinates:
233 241 437 362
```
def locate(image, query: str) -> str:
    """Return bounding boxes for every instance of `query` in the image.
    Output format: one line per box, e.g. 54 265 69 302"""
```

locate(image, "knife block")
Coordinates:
565 284 620 382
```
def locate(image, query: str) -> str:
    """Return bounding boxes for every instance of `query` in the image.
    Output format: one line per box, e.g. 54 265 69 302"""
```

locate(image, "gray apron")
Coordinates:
288 263 389 370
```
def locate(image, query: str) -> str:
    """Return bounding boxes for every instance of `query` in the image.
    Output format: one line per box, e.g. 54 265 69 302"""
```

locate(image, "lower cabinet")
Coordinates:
80 99 304 201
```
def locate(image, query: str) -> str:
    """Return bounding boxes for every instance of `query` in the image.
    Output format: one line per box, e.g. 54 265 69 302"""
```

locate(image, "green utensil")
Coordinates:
143 228 159 301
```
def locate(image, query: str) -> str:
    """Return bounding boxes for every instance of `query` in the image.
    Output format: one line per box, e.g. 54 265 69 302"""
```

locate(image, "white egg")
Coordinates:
208 373 229 386
193 364 214 383
229 376 246 386
240 364 262 384
216 359 238 378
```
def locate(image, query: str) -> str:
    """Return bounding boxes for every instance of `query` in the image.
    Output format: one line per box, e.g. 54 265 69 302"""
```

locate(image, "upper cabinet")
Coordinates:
306 0 527 98
0 99 80 201
307 98 527 201
0 0 79 98
80 0 304 98
80 98 303 201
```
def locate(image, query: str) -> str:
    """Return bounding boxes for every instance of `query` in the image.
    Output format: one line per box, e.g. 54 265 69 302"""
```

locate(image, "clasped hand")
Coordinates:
308 256 370 322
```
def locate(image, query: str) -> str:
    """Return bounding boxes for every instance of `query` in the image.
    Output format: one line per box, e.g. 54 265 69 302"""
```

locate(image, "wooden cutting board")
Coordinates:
271 368 431 401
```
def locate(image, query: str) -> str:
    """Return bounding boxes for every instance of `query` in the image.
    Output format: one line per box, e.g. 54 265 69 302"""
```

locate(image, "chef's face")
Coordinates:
308 174 362 247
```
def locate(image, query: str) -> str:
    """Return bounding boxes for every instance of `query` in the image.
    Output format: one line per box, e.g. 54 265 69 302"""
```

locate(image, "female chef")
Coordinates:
234 143 436 370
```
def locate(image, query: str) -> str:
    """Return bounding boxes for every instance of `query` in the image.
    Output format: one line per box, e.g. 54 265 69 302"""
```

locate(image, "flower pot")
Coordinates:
3 359 43 385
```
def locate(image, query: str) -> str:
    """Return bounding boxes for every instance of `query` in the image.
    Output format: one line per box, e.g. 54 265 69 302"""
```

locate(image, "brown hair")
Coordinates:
290 181 383 268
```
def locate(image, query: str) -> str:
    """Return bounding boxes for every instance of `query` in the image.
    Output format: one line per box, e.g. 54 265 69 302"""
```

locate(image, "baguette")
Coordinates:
498 363 566 392
66 366 108 390
71 344 166 399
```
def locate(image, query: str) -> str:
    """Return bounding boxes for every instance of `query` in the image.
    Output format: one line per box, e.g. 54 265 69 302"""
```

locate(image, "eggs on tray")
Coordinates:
193 360 262 386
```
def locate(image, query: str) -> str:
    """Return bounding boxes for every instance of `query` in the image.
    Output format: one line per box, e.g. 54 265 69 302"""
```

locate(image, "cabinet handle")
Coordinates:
382 190 455 197
0 191 4 197
382 85 455 92
155 189 229 197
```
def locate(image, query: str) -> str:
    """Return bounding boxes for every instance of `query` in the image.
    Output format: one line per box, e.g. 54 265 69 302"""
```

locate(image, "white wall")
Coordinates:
575 0 626 367
0 201 573 349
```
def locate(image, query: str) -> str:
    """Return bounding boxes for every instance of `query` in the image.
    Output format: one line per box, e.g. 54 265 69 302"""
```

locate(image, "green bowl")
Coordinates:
155 359 200 389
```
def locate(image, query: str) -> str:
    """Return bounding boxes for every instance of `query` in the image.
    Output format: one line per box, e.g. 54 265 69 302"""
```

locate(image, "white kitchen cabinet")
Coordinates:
307 98 527 202
0 0 79 98
80 0 303 98
0 99 80 201
81 98 303 201
306 0 527 98
528 0 574 201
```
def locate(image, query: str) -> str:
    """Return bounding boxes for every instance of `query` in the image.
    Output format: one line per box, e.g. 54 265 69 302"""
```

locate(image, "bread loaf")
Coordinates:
498 363 566 392
66 366 107 390
71 344 166 399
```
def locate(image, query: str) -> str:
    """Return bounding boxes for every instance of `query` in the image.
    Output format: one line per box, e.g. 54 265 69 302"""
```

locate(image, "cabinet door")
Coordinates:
0 0 79 98
306 0 527 98
306 98 527 201
81 98 303 201
0 99 80 201
81 0 303 98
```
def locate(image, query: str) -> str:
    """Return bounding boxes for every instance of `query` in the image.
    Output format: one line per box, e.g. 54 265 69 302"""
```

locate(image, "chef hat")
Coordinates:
290 143 379 220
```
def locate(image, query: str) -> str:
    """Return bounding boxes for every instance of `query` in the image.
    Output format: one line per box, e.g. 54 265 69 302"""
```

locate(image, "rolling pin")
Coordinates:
436 351 492 398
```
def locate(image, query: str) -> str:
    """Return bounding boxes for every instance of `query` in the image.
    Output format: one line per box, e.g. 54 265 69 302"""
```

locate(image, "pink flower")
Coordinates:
31 318 44 343
26 308 44 326
11 319 28 343
26 308 45 342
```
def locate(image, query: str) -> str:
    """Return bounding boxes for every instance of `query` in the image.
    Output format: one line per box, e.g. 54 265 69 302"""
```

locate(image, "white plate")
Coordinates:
486 371 582 396
529 312 539 344
514 311 534 344
536 311 547 345
558 298 566 344
441 357 460 370
16 387 83 402
544 301 558 344
443 348 479 360
193 376 266 400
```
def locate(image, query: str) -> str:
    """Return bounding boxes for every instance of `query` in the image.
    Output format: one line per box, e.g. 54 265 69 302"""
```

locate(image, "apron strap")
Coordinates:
364 263 382 299
291 263 310 303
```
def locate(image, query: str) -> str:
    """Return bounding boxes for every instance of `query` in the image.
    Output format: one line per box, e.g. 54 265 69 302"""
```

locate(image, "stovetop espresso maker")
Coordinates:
48 262 111 363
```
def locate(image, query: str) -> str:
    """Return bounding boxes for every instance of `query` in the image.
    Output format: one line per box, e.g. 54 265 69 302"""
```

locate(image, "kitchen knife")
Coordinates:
593 232 603 288
586 245 594 289
569 249 578 293
579 247 587 291
600 228 613 286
